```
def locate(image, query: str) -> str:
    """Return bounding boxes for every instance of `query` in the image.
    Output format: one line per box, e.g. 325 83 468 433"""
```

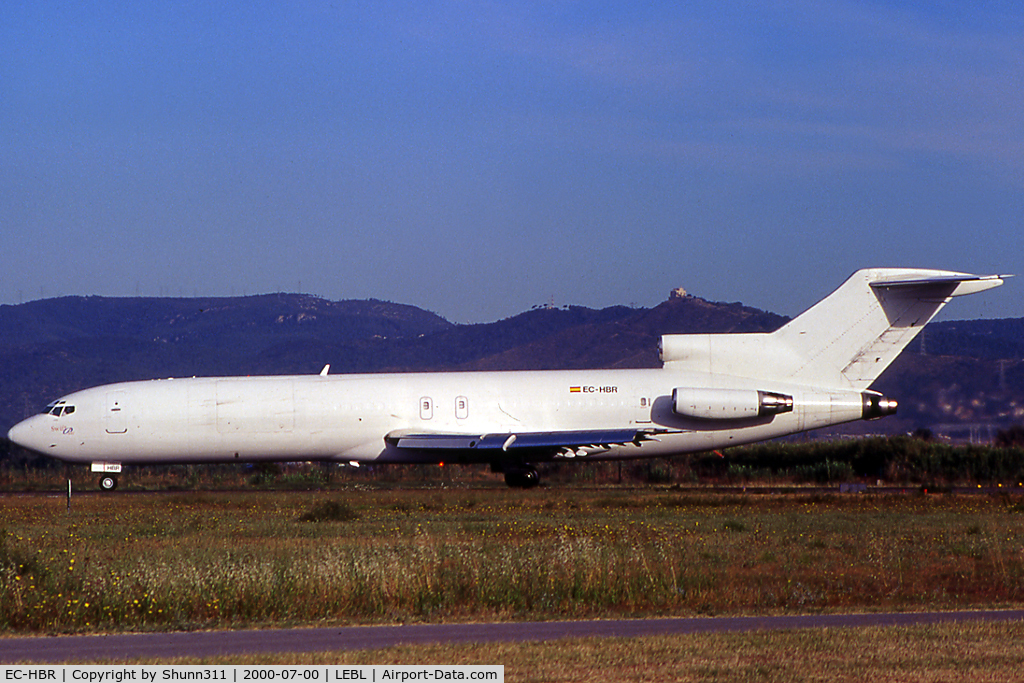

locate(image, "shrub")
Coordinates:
297 500 360 523
793 460 855 484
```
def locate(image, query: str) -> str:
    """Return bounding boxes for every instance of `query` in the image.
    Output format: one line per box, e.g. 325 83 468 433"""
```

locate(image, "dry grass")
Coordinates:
2 488 1024 634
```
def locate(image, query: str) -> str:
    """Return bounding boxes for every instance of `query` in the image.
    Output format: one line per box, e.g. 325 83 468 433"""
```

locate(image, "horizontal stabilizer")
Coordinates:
868 274 1005 297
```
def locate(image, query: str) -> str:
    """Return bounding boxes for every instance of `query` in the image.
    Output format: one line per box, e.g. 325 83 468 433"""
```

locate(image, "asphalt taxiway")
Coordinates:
2 610 1023 663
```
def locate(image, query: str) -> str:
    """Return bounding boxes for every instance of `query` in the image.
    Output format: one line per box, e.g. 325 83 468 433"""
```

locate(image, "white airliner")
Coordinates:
6 268 1006 489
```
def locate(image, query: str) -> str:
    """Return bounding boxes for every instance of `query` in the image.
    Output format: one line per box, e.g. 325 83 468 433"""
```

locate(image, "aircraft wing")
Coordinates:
387 428 663 454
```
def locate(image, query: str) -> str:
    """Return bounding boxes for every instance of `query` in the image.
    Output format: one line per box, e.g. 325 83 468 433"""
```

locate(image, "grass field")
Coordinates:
2 486 1024 635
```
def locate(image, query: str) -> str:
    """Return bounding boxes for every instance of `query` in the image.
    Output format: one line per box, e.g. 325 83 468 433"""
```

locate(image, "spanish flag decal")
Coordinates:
569 386 582 393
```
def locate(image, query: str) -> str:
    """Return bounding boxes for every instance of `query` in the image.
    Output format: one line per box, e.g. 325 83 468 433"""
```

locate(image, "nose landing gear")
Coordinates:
91 462 122 491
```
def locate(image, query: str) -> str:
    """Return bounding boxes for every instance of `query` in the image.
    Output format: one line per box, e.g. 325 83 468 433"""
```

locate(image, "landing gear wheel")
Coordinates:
99 475 118 491
504 467 540 489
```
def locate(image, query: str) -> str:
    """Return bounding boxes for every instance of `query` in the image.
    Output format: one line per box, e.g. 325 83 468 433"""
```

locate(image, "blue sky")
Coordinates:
2 1 1021 322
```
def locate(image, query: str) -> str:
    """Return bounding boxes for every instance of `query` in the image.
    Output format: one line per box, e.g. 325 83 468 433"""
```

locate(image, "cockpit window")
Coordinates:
43 401 74 417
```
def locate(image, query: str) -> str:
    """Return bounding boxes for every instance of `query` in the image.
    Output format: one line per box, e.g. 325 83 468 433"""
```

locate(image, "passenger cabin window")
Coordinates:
420 397 433 420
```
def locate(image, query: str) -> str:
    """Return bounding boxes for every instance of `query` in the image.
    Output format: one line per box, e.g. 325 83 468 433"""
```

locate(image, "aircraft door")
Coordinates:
634 388 653 424
105 391 128 434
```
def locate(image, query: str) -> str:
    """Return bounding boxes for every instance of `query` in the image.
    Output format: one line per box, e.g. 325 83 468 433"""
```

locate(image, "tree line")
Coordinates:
3 429 1024 488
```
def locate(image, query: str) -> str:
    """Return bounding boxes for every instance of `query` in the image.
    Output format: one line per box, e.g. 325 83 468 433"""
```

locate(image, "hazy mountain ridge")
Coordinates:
0 294 452 348
1 293 1020 441
908 318 1024 359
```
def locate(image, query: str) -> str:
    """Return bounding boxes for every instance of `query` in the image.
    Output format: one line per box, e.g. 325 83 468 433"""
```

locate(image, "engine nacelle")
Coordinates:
672 387 794 420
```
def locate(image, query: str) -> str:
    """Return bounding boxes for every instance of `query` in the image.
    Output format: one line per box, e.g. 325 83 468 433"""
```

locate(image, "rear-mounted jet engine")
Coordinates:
672 387 794 420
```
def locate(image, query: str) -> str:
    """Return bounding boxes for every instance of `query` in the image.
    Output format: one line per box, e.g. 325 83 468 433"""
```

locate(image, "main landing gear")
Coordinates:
503 466 540 489
99 474 118 491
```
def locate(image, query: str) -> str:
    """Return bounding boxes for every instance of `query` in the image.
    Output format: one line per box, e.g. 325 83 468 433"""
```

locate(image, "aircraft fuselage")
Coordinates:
8 367 869 466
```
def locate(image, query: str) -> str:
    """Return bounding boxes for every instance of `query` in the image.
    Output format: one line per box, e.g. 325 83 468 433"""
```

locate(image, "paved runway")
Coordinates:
2 610 1023 663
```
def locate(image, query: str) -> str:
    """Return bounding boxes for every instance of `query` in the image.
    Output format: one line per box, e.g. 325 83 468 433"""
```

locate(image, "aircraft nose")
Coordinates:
7 416 49 453
8 421 25 445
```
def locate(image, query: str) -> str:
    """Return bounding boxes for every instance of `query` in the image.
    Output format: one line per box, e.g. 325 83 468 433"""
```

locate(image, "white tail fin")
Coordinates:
661 268 1005 390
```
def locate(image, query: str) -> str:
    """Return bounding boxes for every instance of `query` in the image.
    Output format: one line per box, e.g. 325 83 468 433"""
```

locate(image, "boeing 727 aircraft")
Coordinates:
6 268 1006 489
